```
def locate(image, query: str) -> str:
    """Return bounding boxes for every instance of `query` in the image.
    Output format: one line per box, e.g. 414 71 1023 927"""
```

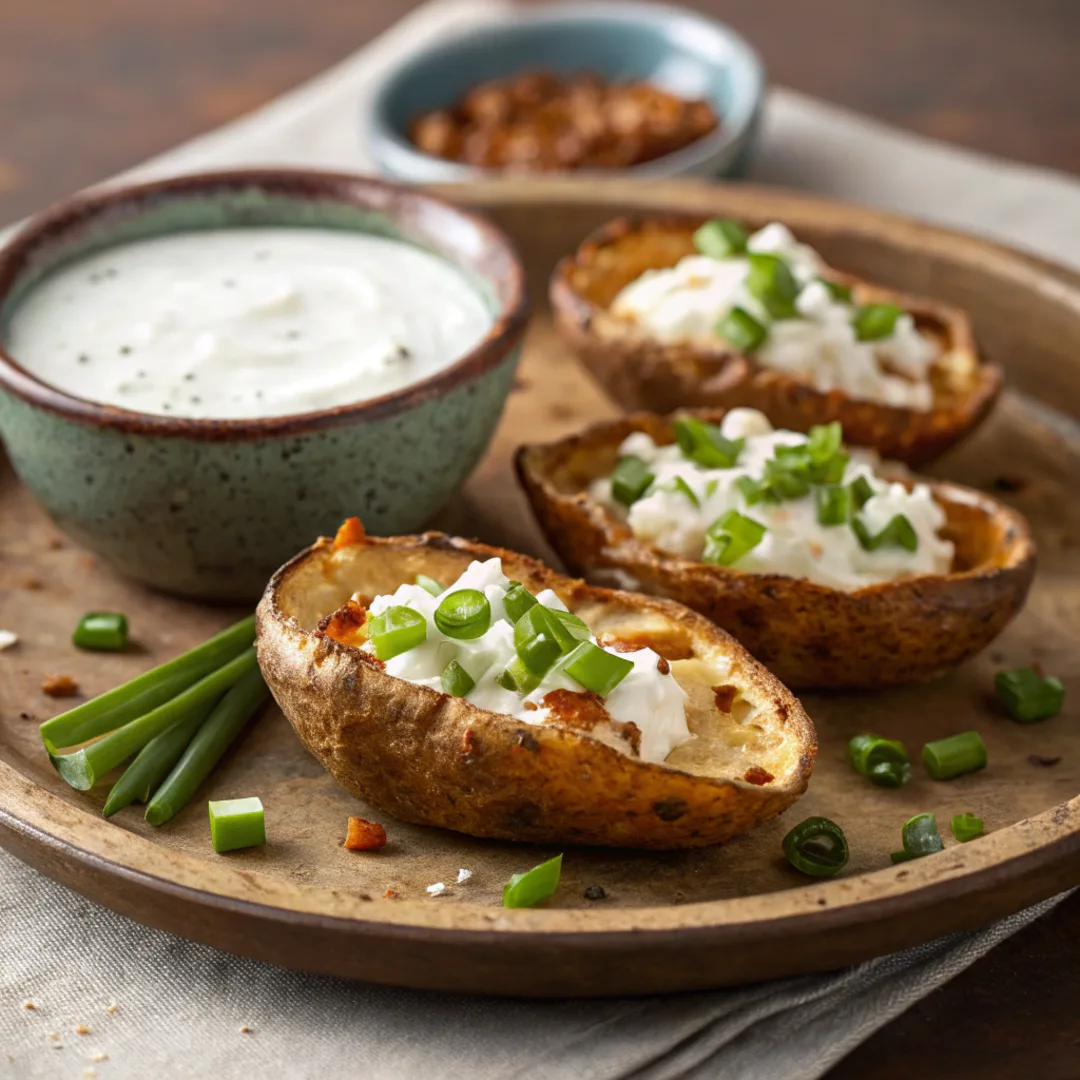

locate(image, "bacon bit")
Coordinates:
382 889 400 900
597 629 693 662
743 766 774 786
712 684 739 713
22 1000 35 1010
239 1025 252 1034
522 700 539 711
318 601 368 647
656 656 670 675
461 728 476 755
42 673 79 698
74 1024 89 1036
332 516 366 550
344 817 387 851
542 688 642 756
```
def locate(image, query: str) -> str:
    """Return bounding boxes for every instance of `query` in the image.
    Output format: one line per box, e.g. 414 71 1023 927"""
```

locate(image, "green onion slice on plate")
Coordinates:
73 611 129 652
951 813 985 843
994 666 1065 723
782 817 849 877
846 733 911 788
208 796 266 854
901 812 944 857
922 731 987 780
503 854 563 909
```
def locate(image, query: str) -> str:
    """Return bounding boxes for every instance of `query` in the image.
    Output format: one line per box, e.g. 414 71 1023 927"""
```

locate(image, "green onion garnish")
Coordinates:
610 455 655 507
514 604 565 676
562 641 634 696
673 416 744 469
869 762 910 788
717 306 767 353
816 485 853 526
763 456 811 500
782 817 849 877
441 660 475 698
73 612 129 652
503 581 538 624
852 303 902 341
951 813 985 843
852 513 918 553
208 796 266 854
820 279 853 303
702 509 767 567
503 854 563 909
994 667 1065 723
693 218 748 258
550 608 591 642
807 422 842 463
900 813 944 857
496 656 541 695
434 589 491 641
415 574 444 597
746 253 800 319
922 731 987 780
369 606 427 660
736 475 771 506
846 733 911 788
671 475 700 507
849 475 875 509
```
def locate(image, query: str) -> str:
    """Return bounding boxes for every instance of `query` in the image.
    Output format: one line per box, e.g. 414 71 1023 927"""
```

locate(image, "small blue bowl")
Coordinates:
367 1 766 182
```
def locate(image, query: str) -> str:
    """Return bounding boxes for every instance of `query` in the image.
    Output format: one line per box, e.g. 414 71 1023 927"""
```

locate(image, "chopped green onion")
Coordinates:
368 606 427 660
812 452 849 485
816 485 853 526
922 731 987 780
890 851 916 864
746 253 800 318
852 513 918 552
846 733 911 788
901 813 944 857
782 817 849 877
853 303 902 341
869 761 911 788
673 416 744 469
610 455 655 507
434 589 491 641
717 306 767 353
820 278 853 303
441 660 475 698
763 456 811 500
496 656 541 695
671 475 700 507
994 667 1065 723
693 218 748 258
736 475 772 507
562 641 634 696
208 796 265 854
807 422 843 463
951 813 985 843
503 581 538 624
514 604 564 675
415 574 444 597
503 854 563 908
73 612 129 652
550 608 591 643
703 509 767 567
850 475 875 509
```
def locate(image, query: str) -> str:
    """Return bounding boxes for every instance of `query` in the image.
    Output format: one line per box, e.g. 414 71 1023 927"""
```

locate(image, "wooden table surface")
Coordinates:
1 1 1078 1075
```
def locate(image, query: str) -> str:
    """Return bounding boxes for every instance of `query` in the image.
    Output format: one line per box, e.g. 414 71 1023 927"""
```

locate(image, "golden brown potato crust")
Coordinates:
515 410 1036 689
256 531 816 849
549 215 1002 467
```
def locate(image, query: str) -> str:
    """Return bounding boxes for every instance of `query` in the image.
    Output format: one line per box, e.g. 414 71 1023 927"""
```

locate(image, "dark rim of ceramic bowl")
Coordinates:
368 0 766 180
0 169 530 441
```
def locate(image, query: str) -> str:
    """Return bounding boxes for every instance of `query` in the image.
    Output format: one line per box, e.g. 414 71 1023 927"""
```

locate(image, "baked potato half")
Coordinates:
550 215 1002 467
256 526 816 849
515 410 1036 690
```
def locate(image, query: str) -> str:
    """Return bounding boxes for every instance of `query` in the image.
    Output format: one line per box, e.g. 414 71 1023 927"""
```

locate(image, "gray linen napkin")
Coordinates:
2 2 1078 1077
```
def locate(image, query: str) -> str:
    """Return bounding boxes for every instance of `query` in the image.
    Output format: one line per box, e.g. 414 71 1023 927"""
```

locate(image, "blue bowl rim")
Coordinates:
367 0 767 180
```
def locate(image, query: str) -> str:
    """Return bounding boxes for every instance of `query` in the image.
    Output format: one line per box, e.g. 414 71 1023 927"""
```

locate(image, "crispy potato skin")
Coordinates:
256 533 816 849
515 410 1036 690
550 216 1002 467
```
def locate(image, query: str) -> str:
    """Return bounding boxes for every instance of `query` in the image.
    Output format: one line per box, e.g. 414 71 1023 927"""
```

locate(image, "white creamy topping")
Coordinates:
361 558 691 764
591 408 953 592
611 223 938 410
5 228 493 420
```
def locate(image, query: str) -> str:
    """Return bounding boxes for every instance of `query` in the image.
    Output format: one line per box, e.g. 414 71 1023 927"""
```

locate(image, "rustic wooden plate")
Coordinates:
1 178 1078 998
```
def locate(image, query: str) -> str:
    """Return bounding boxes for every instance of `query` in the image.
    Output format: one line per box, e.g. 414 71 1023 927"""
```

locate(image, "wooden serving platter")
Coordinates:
1 178 1078 997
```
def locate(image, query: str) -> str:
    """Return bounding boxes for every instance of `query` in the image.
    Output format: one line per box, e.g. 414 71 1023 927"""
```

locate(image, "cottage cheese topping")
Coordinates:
361 558 691 764
611 223 939 410
592 408 953 592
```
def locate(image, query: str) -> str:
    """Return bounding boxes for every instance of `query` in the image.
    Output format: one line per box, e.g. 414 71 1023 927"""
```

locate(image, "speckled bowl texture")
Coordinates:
0 170 529 600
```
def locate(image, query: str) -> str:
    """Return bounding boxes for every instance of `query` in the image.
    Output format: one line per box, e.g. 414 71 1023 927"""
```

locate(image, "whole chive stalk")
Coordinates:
50 649 258 791
145 666 270 826
40 615 255 753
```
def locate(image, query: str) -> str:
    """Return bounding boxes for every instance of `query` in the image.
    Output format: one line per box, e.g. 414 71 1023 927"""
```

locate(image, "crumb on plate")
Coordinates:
343 816 387 851
42 673 79 697
0 630 18 651
426 882 447 897
456 868 472 884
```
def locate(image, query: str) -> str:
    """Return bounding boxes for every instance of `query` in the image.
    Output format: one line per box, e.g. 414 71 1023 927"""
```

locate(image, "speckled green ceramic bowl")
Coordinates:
0 170 529 600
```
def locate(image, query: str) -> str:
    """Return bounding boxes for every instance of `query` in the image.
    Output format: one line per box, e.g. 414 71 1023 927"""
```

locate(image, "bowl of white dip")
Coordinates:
0 170 529 599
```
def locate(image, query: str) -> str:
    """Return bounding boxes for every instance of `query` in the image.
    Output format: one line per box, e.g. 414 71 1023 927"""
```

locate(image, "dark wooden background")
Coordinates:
1 1 1078 1076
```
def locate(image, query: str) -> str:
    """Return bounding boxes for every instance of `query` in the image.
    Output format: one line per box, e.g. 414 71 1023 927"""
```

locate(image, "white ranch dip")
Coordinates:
4 228 494 419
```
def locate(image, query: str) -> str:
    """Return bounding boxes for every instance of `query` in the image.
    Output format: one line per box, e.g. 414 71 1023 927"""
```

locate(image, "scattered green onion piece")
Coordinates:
820 278 853 303
994 667 1065 723
890 851 917 864
208 796 266 854
673 416 744 469
440 660 475 698
846 733 911 788
869 761 912 788
693 218 748 258
922 731 987 780
852 303 902 341
746 253 800 318
849 475 875 509
901 813 944 857
736 475 771 507
550 608 591 642
72 611 129 652
415 574 444 597
514 605 564 676
816 485 853 526
807 422 843 463
782 817 849 877
812 452 849 485
671 475 700 507
368 605 427 660
610 455 655 507
951 813 985 843
144 666 271 826
40 615 256 753
503 854 563 909
503 582 538 624
495 656 541 696
50 648 258 792
434 589 491 641
562 642 634 696
703 509 767 567
717 306 767 353
852 513 919 553
764 456 811 500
